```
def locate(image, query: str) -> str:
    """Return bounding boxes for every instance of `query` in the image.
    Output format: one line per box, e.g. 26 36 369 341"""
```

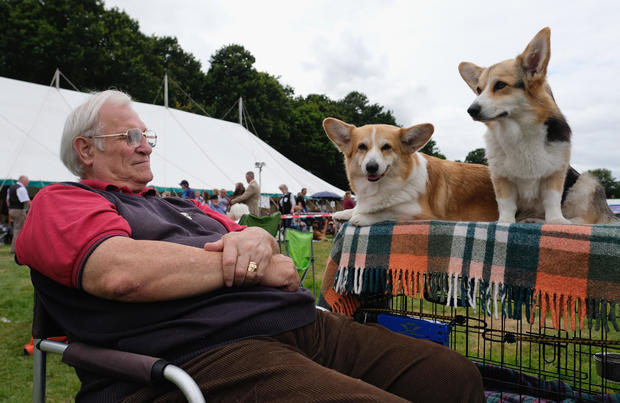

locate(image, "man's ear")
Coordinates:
73 137 96 168
401 123 434 153
323 117 355 154
458 62 484 93
517 27 551 83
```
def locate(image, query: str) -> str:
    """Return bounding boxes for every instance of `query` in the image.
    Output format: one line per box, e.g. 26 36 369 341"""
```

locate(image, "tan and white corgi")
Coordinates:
459 27 618 224
323 117 498 226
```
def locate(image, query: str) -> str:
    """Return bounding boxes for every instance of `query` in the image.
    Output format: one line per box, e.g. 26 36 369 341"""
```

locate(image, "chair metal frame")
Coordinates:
31 289 205 403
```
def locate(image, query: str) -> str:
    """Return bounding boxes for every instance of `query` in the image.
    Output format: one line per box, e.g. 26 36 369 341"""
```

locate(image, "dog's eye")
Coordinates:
493 81 507 91
358 144 368 151
381 144 392 151
476 87 482 95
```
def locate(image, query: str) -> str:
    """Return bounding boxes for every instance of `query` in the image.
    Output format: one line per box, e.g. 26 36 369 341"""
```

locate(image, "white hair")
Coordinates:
228 203 250 221
60 90 132 177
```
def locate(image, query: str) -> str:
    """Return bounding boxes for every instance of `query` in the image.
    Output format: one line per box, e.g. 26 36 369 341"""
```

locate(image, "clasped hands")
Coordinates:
204 226 299 291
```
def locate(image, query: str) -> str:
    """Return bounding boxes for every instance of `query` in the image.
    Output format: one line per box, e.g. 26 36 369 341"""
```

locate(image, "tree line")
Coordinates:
1 0 617 197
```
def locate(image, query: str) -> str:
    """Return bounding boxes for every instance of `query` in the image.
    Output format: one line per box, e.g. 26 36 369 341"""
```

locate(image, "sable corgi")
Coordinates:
459 27 618 224
323 118 498 226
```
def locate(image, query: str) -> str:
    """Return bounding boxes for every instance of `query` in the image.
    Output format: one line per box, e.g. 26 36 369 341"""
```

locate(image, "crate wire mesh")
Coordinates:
354 286 620 402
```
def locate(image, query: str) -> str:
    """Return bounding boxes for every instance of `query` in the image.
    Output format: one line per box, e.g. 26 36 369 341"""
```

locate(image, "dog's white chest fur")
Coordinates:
485 118 569 200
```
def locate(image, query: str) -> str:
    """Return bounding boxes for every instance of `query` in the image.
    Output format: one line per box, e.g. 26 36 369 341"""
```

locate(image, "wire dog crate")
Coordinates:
323 220 620 401
354 290 620 402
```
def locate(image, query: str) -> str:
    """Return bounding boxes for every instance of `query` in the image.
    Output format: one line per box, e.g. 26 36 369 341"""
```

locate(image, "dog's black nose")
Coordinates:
366 161 379 174
467 103 481 119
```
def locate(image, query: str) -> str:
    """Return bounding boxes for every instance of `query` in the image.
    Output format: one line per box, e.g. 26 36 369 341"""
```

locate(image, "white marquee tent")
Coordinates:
0 76 344 196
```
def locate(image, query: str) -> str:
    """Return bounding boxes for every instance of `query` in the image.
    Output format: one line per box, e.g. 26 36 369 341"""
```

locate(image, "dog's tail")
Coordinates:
589 174 620 224
598 206 620 224
566 173 620 224
579 172 620 225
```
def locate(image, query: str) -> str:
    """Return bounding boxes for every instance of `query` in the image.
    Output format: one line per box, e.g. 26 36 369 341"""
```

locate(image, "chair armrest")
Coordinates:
36 339 205 403
164 365 206 403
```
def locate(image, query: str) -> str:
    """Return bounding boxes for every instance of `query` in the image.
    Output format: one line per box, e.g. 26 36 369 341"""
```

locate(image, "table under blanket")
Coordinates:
320 220 620 333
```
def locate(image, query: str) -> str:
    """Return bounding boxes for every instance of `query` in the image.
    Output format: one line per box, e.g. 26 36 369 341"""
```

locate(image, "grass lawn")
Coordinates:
0 244 80 402
0 239 334 401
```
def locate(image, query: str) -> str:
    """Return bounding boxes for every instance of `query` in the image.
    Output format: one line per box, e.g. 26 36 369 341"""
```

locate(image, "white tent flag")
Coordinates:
0 76 344 196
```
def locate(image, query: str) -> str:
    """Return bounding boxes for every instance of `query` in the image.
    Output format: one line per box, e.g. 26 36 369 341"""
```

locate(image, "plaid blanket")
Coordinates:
321 220 620 332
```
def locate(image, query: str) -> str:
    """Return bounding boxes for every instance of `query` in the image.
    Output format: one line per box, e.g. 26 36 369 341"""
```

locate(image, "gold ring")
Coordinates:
247 261 258 273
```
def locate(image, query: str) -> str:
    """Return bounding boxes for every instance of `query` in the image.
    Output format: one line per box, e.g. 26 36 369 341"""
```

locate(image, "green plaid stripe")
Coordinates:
588 225 620 301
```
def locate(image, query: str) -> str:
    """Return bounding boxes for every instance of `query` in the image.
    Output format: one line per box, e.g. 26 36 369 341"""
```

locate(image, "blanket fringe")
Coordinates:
330 268 618 332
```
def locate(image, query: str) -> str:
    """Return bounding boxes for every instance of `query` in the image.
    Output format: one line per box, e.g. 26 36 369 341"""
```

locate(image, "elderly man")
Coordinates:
208 193 227 215
17 90 484 402
7 174 30 254
230 171 260 215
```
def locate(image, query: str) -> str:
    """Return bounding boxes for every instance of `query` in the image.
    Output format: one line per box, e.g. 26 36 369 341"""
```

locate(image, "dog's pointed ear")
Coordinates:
323 117 355 153
458 62 484 93
401 123 434 153
518 27 551 83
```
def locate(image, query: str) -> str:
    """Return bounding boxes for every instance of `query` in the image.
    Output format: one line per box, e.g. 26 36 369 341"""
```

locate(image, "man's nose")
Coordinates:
136 136 152 153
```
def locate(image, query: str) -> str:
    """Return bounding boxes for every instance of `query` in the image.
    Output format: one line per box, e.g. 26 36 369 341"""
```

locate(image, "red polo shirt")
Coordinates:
16 180 244 288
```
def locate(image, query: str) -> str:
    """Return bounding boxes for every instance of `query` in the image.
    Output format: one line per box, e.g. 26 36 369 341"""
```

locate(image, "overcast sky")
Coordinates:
105 0 620 179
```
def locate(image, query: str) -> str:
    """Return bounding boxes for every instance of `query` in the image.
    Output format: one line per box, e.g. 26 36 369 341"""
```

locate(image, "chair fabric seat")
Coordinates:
238 212 281 237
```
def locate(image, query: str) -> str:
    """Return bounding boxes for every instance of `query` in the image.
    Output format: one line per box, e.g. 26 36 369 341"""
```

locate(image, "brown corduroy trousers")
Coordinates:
123 310 485 402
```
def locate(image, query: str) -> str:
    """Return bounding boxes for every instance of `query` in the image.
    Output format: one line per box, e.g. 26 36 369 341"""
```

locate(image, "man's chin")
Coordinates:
133 171 154 190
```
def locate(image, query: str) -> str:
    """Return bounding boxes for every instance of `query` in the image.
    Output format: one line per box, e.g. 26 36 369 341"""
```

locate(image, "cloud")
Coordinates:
105 0 620 179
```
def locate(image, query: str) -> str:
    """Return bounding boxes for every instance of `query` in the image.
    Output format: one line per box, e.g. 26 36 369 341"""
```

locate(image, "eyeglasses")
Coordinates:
92 129 157 147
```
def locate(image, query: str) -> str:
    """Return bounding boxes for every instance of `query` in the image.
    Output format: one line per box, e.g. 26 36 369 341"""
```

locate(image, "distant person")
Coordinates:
179 179 194 199
208 193 227 215
218 188 230 211
7 175 30 254
227 202 250 222
195 189 205 203
343 190 356 210
230 172 260 216
319 199 330 213
232 182 245 198
279 184 295 228
291 205 307 232
296 187 308 212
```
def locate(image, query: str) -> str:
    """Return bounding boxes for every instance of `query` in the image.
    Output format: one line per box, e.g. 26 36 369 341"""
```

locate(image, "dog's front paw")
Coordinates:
349 214 377 226
497 216 516 224
333 209 353 222
546 217 572 225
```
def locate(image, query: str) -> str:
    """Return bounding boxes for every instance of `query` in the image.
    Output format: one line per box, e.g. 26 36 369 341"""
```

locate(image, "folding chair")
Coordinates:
283 228 316 295
238 212 281 238
31 288 205 403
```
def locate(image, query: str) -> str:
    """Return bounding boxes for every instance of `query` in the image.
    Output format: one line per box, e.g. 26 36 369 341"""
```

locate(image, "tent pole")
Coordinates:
238 97 243 125
164 74 169 108
49 69 60 89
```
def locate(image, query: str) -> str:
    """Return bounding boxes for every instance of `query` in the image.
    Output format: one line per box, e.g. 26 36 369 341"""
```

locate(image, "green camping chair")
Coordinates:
238 212 281 238
284 228 315 295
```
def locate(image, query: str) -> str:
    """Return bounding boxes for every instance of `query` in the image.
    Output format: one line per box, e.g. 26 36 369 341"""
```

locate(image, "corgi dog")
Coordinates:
459 27 618 224
323 117 498 226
